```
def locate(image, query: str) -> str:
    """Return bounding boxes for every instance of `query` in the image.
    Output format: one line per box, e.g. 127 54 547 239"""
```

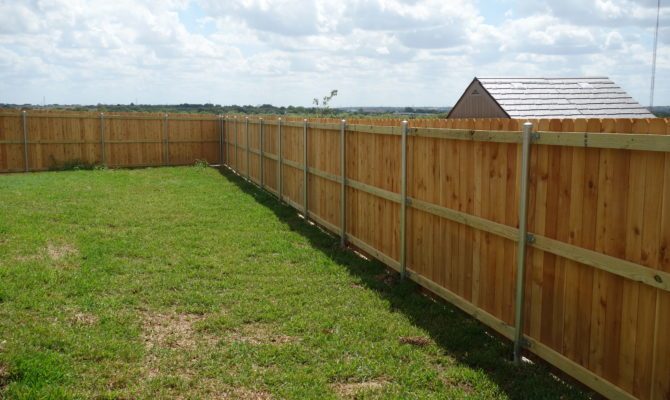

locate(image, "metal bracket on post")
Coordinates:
99 113 106 166
303 118 308 219
400 120 408 278
513 121 534 364
278 118 283 202
245 117 250 180
22 110 29 172
163 113 169 166
340 119 347 247
260 118 264 189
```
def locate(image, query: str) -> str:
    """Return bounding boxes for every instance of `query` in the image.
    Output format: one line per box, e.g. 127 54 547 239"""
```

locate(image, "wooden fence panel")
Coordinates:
345 129 401 263
652 119 670 400
236 119 248 177
232 118 243 172
280 124 304 208
168 118 219 165
0 111 221 172
105 117 163 167
307 124 341 231
0 114 25 172
262 122 279 194
28 115 101 170
247 120 261 184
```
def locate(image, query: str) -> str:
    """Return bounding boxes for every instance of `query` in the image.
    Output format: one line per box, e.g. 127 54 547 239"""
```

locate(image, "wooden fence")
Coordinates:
0 110 222 172
222 116 670 400
1 110 669 399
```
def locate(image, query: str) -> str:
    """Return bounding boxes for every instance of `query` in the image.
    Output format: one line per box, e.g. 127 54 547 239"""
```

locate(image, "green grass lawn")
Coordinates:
0 166 591 399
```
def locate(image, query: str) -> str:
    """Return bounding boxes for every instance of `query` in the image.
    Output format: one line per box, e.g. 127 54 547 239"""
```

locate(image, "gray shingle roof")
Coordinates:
477 77 655 119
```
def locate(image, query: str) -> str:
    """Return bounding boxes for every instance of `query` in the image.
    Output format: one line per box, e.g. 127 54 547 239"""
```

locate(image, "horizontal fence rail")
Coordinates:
0 111 222 171
221 115 670 400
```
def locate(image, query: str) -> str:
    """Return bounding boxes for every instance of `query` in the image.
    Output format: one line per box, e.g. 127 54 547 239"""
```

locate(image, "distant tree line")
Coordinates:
0 103 450 118
8 102 664 117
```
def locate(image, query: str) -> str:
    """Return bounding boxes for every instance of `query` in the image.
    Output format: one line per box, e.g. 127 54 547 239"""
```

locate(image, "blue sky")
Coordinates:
0 0 668 107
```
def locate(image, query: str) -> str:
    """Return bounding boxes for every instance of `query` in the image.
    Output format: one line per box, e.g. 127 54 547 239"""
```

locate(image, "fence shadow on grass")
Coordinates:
216 166 593 400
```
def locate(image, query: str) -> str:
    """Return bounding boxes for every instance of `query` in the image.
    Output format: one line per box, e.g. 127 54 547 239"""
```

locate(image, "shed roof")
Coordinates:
466 77 654 119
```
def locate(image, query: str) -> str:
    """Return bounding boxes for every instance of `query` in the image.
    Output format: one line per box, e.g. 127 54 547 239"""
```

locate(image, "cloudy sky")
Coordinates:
0 0 668 107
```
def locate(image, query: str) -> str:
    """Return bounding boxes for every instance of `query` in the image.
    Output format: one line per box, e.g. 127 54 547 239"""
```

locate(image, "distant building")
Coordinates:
447 77 654 119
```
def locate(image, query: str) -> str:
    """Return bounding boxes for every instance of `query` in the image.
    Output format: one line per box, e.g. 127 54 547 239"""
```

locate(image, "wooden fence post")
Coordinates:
22 110 29 172
303 118 308 219
278 118 283 202
340 119 346 247
400 120 408 278
513 121 534 363
260 118 264 189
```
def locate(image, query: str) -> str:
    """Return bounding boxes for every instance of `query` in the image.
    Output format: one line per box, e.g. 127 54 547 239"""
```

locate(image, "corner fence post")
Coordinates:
100 113 106 165
245 117 250 180
163 113 169 166
303 118 308 219
513 121 534 364
278 118 283 202
260 118 264 189
340 119 347 247
22 110 29 172
400 120 408 278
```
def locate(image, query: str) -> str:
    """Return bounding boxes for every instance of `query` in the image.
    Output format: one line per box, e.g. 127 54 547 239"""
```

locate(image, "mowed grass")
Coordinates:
0 166 591 399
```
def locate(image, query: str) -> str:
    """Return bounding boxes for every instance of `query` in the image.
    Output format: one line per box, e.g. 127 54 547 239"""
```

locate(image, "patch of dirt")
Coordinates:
141 310 215 350
398 336 432 347
14 253 41 262
349 283 364 289
140 310 220 382
331 378 389 398
226 323 300 345
47 242 78 261
70 312 99 326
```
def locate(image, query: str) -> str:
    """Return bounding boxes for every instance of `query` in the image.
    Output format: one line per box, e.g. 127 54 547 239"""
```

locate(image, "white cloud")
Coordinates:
0 0 667 106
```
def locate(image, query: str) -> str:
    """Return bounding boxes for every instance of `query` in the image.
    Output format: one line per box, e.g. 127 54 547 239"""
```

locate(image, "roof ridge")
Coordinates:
477 77 611 79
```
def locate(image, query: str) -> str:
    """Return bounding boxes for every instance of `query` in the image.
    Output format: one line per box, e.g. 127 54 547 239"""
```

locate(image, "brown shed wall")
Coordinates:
448 80 509 119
